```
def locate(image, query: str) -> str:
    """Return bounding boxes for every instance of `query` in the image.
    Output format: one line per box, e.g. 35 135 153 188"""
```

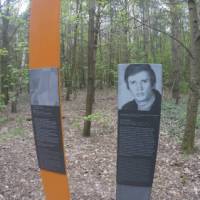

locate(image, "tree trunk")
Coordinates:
92 4 101 101
83 0 98 137
142 0 149 63
121 0 129 63
108 0 114 87
169 0 181 104
11 48 26 113
66 0 80 100
79 0 86 88
182 0 200 153
65 4 73 101
0 0 10 105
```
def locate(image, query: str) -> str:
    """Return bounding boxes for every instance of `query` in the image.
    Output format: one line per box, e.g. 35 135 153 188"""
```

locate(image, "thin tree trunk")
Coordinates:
98 25 103 89
142 0 149 63
92 4 101 102
182 0 200 153
66 0 80 100
11 48 26 113
108 0 114 87
1 0 10 105
65 4 73 101
169 0 181 104
122 0 129 63
79 0 86 88
83 0 97 137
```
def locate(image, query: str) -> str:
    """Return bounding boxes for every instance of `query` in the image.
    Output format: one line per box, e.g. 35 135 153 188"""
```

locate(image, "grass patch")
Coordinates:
0 127 24 142
72 111 112 131
0 116 9 125
0 116 26 142
161 97 200 139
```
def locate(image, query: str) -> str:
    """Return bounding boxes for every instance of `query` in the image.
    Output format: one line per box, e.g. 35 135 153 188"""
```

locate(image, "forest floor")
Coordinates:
0 89 200 200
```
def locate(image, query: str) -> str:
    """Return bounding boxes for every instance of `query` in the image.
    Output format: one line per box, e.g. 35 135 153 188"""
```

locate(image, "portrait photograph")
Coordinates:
118 64 162 114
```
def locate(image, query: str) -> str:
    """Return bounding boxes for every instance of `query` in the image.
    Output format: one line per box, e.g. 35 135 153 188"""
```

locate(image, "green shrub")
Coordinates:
0 94 6 111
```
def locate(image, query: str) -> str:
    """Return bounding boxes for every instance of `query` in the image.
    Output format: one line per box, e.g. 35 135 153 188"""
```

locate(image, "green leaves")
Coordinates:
97 0 109 8
83 112 104 121
0 95 6 111
0 48 8 56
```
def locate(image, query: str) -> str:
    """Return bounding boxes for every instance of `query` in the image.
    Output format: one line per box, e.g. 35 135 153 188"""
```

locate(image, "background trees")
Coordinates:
60 0 192 91
0 0 28 110
0 0 199 153
182 0 200 154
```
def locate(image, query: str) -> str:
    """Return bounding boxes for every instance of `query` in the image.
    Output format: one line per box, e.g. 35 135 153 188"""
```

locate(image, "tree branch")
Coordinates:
8 23 22 44
129 15 193 58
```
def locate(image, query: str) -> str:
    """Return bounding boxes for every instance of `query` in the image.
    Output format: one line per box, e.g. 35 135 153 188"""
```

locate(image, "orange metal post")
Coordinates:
29 0 70 199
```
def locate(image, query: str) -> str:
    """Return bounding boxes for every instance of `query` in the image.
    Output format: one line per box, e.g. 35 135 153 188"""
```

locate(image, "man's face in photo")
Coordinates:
127 71 153 103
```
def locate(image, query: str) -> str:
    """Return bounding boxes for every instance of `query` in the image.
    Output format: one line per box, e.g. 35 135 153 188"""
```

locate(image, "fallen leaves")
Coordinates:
0 90 200 200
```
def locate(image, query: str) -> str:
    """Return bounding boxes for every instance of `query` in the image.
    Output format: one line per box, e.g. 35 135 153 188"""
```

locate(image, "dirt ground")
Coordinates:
0 90 200 200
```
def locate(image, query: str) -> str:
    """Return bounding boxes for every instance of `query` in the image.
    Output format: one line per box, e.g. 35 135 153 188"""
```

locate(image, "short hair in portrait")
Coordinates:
124 64 156 89
118 64 162 113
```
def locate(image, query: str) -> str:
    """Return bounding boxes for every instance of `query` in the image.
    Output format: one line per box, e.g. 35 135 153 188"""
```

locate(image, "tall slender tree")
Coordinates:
83 0 98 137
182 0 200 153
0 0 10 105
66 0 81 100
169 0 182 104
142 0 150 63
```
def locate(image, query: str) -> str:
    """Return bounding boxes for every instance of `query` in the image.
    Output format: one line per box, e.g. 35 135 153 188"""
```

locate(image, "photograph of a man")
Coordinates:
119 64 162 114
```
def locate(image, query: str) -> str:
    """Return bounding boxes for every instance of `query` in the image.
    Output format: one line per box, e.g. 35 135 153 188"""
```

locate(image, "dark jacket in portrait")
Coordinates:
121 89 162 115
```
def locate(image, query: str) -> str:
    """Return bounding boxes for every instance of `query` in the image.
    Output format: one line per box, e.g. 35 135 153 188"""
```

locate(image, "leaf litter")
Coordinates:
0 90 199 200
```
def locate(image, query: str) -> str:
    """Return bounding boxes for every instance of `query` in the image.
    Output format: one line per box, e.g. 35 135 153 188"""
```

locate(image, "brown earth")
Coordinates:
0 90 199 200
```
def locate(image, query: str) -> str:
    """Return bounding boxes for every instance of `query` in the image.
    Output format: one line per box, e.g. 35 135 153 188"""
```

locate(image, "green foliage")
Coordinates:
0 48 8 56
0 116 8 125
0 127 24 143
161 98 187 138
0 116 25 142
97 0 109 7
83 112 104 121
179 80 189 94
8 63 29 101
10 65 28 102
14 42 28 52
0 95 6 111
59 0 191 91
72 112 111 130
161 97 200 140
0 0 29 108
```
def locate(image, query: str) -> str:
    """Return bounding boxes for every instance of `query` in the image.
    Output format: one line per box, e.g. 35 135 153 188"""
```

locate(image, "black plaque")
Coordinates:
117 156 154 186
31 105 65 173
117 112 160 186
118 113 160 157
117 64 162 198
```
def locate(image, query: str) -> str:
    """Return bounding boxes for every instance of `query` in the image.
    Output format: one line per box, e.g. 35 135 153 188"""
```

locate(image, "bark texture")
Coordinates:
169 0 182 104
83 0 99 137
0 0 10 105
182 0 200 153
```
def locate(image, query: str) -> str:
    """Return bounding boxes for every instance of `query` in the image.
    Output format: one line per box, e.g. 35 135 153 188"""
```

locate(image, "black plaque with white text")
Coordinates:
117 112 160 186
117 64 162 200
31 105 65 174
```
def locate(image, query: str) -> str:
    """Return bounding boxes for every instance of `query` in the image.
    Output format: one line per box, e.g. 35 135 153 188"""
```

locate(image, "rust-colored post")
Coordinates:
29 0 71 199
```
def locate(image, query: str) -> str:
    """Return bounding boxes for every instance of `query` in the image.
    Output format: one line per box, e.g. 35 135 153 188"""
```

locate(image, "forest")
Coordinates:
0 0 200 199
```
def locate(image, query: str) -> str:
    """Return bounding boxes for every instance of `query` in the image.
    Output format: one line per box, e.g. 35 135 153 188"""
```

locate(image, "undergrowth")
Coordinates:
161 97 200 141
0 116 25 142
